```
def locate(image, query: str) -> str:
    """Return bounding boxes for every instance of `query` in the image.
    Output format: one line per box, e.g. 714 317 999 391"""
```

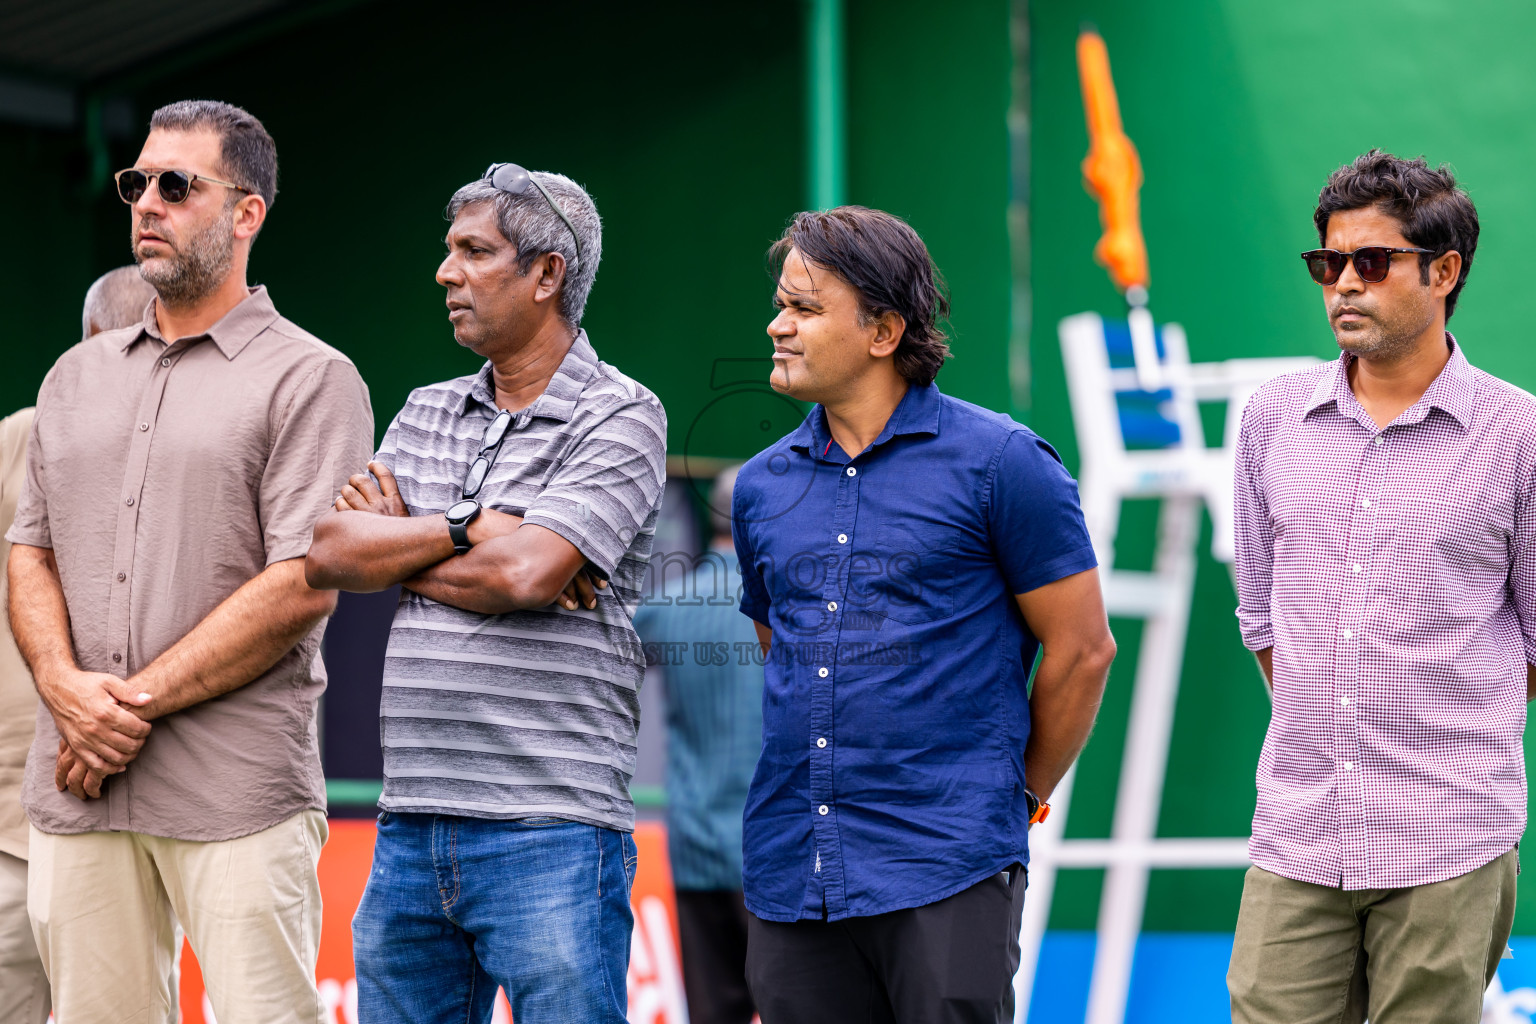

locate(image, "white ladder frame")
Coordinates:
1013 312 1316 1024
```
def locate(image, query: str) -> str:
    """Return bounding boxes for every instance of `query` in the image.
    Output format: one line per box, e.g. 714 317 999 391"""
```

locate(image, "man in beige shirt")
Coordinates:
0 267 155 1024
5 101 372 1024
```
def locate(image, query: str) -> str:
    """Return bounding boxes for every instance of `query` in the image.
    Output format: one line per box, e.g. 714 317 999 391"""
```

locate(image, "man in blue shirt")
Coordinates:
634 466 762 1024
735 206 1117 1023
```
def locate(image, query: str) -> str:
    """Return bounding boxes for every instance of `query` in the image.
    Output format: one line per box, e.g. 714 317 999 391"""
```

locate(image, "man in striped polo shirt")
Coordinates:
306 164 666 1023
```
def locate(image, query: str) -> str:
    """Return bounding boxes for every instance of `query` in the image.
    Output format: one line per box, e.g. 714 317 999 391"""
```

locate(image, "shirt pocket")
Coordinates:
849 522 956 625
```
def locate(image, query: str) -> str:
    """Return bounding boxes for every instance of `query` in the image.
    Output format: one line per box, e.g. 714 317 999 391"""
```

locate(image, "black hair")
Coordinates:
1314 150 1478 319
770 206 952 386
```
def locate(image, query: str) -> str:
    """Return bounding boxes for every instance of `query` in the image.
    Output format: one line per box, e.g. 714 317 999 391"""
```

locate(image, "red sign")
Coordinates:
176 820 685 1023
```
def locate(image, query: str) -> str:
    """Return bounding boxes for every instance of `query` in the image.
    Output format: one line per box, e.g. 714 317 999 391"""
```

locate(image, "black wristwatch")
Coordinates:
445 499 482 555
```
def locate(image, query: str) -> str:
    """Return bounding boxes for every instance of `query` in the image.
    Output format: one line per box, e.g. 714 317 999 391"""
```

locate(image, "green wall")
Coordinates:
0 0 1013 462
1033 1 1536 931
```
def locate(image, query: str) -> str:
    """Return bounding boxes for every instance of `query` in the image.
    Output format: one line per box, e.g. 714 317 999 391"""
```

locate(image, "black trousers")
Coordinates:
745 866 1027 1024
676 889 757 1024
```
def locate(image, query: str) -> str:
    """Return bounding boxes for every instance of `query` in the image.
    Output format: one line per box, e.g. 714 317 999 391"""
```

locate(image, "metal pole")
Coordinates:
805 0 846 210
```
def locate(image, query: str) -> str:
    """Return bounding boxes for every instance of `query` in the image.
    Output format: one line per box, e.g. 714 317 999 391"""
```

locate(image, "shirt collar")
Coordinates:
789 382 944 458
1303 332 1475 430
131 285 279 360
457 329 602 422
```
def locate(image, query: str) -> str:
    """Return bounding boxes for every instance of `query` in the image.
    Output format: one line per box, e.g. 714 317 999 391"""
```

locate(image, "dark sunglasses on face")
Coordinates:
461 409 513 499
482 162 583 261
1300 246 1434 285
116 167 252 206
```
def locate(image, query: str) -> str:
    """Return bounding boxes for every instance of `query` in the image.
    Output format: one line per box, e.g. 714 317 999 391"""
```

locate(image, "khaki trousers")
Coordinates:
0 851 49 1024
29 809 327 1024
1228 847 1518 1024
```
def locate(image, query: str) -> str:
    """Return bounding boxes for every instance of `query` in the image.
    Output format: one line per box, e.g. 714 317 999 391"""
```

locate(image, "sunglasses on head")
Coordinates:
1300 246 1433 285
461 409 513 499
483 162 582 261
116 168 251 206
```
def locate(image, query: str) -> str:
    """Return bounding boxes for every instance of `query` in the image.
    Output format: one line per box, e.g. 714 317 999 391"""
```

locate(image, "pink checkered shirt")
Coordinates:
1234 336 1536 890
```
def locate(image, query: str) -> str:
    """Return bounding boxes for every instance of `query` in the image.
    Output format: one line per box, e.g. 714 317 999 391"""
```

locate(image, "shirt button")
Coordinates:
818 805 829 815
1342 761 1354 771
846 467 857 477
818 667 829 678
116 572 126 582
1341 629 1353 640
125 497 135 507
817 737 827 748
111 652 122 663
1340 696 1350 706
1374 436 1384 446
138 422 149 431
1361 498 1372 509
827 601 837 612
1351 563 1361 573
160 357 171 368
837 534 848 544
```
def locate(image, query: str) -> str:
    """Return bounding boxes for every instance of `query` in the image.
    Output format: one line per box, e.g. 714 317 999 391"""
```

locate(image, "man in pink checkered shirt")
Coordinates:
1227 150 1535 1024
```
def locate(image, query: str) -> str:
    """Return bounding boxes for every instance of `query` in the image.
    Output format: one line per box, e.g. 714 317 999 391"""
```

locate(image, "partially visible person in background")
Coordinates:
80 266 158 340
633 465 761 1024
0 266 154 1024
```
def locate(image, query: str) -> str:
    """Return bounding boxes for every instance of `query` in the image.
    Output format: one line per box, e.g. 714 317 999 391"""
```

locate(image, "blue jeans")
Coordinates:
353 812 638 1024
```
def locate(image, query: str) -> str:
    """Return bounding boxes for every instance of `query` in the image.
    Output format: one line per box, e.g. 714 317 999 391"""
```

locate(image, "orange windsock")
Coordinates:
1078 28 1149 292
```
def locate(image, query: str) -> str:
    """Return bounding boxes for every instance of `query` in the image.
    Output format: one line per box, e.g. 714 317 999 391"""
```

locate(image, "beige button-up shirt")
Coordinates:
0 407 36 859
5 287 373 841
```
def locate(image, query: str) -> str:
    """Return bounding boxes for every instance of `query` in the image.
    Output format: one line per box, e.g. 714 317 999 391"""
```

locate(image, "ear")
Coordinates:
531 252 567 305
1430 250 1461 300
867 310 906 359
231 193 267 242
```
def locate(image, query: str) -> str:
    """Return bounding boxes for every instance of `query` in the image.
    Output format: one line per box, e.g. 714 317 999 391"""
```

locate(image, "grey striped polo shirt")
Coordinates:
373 332 666 831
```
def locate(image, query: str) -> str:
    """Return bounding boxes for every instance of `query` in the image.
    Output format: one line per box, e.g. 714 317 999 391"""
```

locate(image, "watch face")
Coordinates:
446 499 480 523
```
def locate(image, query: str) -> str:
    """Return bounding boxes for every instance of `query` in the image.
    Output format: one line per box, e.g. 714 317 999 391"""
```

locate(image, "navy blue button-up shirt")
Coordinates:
734 383 1097 922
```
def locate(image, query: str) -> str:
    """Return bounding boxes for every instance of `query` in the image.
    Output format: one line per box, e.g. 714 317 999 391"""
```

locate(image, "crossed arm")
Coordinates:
7 543 337 799
751 565 1115 806
304 461 601 615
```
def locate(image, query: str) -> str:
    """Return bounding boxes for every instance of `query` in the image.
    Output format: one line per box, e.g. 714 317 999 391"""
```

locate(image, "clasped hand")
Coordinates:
46 668 154 801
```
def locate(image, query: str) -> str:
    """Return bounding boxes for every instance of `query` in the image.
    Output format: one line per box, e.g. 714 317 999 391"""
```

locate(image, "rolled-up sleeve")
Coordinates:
522 396 667 579
1233 398 1275 652
258 358 374 565
5 382 54 551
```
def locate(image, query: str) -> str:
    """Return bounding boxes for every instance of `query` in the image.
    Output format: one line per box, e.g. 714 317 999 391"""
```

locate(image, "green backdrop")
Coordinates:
5 0 1532 938
1032 0 1536 932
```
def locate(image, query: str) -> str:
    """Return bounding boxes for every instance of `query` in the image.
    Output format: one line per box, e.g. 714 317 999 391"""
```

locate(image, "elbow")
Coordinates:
495 558 565 612
303 516 347 590
1081 632 1118 681
303 547 339 591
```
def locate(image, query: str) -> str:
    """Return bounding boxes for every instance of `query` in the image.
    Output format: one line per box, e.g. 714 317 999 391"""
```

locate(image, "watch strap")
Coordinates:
448 517 472 555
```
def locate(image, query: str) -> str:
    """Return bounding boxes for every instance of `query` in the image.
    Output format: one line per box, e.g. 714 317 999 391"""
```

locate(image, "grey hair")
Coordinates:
710 464 742 538
82 266 156 339
445 171 603 326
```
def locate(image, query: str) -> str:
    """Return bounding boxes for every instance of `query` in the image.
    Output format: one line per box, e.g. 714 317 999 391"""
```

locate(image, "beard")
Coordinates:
132 206 235 308
1328 295 1436 362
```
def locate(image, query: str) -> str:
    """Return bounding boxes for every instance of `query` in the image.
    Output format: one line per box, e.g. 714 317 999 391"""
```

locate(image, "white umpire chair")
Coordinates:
1012 312 1317 1024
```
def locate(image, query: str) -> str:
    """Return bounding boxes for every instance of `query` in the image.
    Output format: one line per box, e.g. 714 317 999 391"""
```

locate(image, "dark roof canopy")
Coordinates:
0 0 291 81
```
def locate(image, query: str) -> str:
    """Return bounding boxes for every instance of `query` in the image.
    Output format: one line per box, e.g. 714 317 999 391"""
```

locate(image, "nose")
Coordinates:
1333 256 1366 296
133 174 167 218
767 310 794 339
436 251 461 288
